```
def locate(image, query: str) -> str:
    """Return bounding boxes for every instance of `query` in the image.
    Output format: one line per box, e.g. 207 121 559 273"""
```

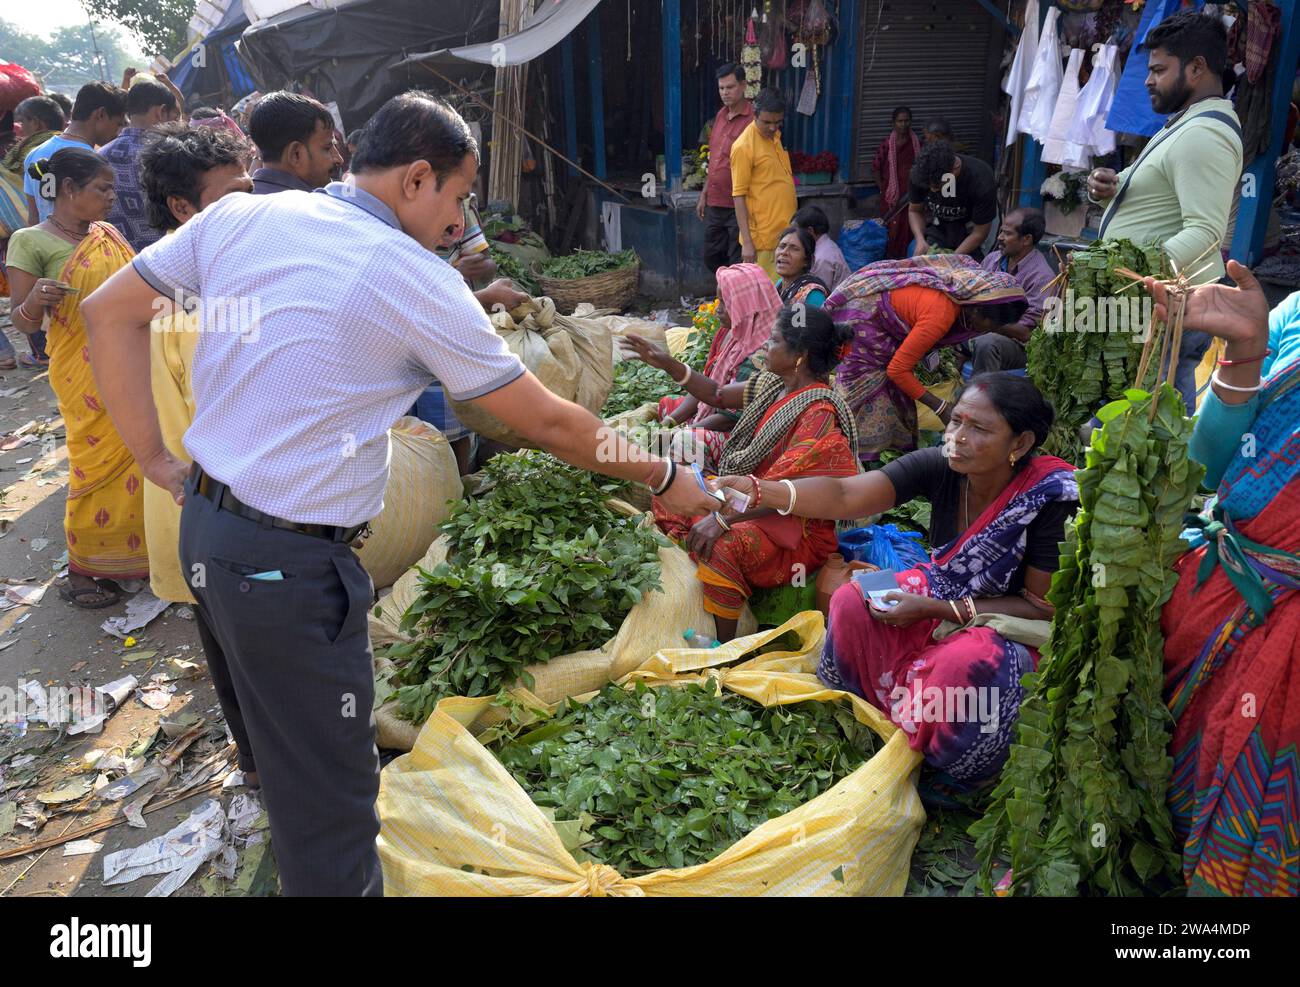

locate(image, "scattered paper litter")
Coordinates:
30 537 48 552
100 591 170 639
102 798 227 896
14 457 31 465
10 754 37 769
63 839 104 857
2 584 47 608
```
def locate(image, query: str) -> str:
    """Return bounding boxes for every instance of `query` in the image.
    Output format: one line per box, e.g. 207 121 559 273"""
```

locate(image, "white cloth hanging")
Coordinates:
1003 0 1040 147
1043 49 1090 169
1018 6 1063 143
1066 44 1120 157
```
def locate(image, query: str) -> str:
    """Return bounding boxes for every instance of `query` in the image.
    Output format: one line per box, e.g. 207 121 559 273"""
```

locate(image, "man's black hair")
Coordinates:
70 82 127 122
754 88 786 116
792 205 830 237
14 96 65 133
48 92 73 117
911 140 957 189
716 63 744 85
1010 207 1046 244
892 106 913 121
139 123 249 232
349 90 478 182
1145 11 1229 77
125 79 177 118
189 106 221 120
247 91 333 163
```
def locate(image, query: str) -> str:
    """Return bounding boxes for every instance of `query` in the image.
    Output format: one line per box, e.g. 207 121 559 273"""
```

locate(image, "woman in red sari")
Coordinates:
872 107 921 259
649 305 859 642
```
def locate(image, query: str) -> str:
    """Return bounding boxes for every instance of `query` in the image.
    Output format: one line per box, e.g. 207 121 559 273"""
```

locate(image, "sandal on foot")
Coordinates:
18 354 48 369
58 581 121 610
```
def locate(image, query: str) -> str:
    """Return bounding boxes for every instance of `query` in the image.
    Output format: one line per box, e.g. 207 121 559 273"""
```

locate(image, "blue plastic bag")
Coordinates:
839 523 929 572
838 220 888 275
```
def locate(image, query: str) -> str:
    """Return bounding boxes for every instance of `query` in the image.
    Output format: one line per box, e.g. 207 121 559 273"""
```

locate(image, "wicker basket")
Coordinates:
535 261 640 312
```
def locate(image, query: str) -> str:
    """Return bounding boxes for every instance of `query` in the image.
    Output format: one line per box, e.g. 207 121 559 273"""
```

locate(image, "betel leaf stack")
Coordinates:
486 679 879 873
387 452 666 723
969 383 1203 895
1026 240 1168 463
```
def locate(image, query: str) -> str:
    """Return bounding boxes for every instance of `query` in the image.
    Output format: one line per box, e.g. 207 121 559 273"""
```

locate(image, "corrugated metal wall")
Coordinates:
852 0 1002 180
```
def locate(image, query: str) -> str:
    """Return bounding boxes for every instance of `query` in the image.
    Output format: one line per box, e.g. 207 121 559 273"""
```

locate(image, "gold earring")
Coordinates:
1009 453 1017 467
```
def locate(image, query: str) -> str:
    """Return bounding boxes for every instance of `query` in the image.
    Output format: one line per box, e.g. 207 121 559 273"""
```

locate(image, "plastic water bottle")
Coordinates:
683 629 722 649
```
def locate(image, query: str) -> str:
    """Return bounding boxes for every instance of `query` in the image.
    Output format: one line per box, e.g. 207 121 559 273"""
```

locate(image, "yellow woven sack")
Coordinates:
368 501 756 751
378 611 925 896
449 297 613 448
355 417 464 590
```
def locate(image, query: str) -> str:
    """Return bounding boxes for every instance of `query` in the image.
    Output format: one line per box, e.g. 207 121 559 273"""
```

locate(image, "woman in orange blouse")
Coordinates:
825 255 1027 463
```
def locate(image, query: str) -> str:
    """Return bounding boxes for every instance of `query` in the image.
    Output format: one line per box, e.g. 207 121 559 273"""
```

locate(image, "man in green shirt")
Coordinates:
1086 11 1242 413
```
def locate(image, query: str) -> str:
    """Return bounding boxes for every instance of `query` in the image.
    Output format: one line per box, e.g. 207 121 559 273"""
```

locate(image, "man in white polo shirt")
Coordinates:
80 92 716 896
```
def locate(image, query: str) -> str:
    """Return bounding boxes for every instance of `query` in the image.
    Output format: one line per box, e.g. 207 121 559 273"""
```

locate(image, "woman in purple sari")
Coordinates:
825 254 1027 464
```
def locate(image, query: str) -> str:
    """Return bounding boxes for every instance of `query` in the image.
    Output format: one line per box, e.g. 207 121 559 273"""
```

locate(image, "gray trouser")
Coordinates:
969 333 1027 375
179 472 383 896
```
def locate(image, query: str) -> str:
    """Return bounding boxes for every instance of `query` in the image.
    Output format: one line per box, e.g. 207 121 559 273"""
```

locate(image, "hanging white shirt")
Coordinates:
1067 44 1120 157
1003 0 1040 147
1043 49 1090 169
1018 7 1063 143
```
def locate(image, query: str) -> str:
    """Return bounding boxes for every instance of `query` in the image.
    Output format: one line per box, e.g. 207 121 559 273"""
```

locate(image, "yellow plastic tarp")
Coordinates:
378 611 925 896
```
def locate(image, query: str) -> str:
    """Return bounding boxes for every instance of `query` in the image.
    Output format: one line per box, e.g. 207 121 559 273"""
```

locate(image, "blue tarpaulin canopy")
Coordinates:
165 1 257 109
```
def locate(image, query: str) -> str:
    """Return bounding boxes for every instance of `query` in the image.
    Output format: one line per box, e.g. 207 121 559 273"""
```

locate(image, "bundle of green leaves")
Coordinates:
488 246 541 296
970 383 1202 895
488 679 879 873
1026 240 1167 464
539 248 639 281
389 452 666 723
602 321 719 417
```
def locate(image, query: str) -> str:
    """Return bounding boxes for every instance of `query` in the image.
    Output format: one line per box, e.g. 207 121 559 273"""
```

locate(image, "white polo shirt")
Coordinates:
133 183 523 527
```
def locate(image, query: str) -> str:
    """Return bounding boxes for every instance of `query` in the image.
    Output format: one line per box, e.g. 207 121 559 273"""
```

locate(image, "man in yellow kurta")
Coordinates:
729 88 797 282
138 124 253 603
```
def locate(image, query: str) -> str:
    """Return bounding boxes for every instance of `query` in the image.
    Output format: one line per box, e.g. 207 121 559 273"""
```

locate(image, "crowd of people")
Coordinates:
0 7 1291 898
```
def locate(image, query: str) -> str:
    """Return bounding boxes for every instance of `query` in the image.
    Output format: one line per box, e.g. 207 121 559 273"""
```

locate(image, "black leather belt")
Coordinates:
191 464 369 544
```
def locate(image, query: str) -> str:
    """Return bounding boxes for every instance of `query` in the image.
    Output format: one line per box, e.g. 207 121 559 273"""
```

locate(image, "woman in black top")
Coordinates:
718 374 1079 788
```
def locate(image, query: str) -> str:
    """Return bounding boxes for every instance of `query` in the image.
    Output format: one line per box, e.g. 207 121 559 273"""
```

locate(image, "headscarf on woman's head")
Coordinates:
710 263 782 387
191 109 245 139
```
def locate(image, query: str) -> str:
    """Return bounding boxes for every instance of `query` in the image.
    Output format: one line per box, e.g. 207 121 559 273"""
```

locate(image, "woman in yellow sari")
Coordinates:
7 146 145 607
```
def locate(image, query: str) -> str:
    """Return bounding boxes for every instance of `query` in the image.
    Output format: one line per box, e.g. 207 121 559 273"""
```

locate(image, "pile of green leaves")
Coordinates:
602 322 719 417
1026 240 1167 464
388 452 666 723
488 679 878 873
489 246 541 296
539 248 639 281
970 383 1203 895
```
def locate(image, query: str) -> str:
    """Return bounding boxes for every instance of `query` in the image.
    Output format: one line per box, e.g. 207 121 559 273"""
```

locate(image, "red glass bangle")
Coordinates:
1217 350 1271 367
748 474 762 509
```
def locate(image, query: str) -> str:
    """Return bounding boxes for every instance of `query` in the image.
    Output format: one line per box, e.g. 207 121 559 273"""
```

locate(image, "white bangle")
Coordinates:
776 478 798 516
672 364 692 386
650 458 676 495
1210 369 1264 394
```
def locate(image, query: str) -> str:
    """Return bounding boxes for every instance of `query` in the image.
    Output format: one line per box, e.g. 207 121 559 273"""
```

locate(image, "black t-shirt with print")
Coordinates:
880 447 1075 591
908 153 999 252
